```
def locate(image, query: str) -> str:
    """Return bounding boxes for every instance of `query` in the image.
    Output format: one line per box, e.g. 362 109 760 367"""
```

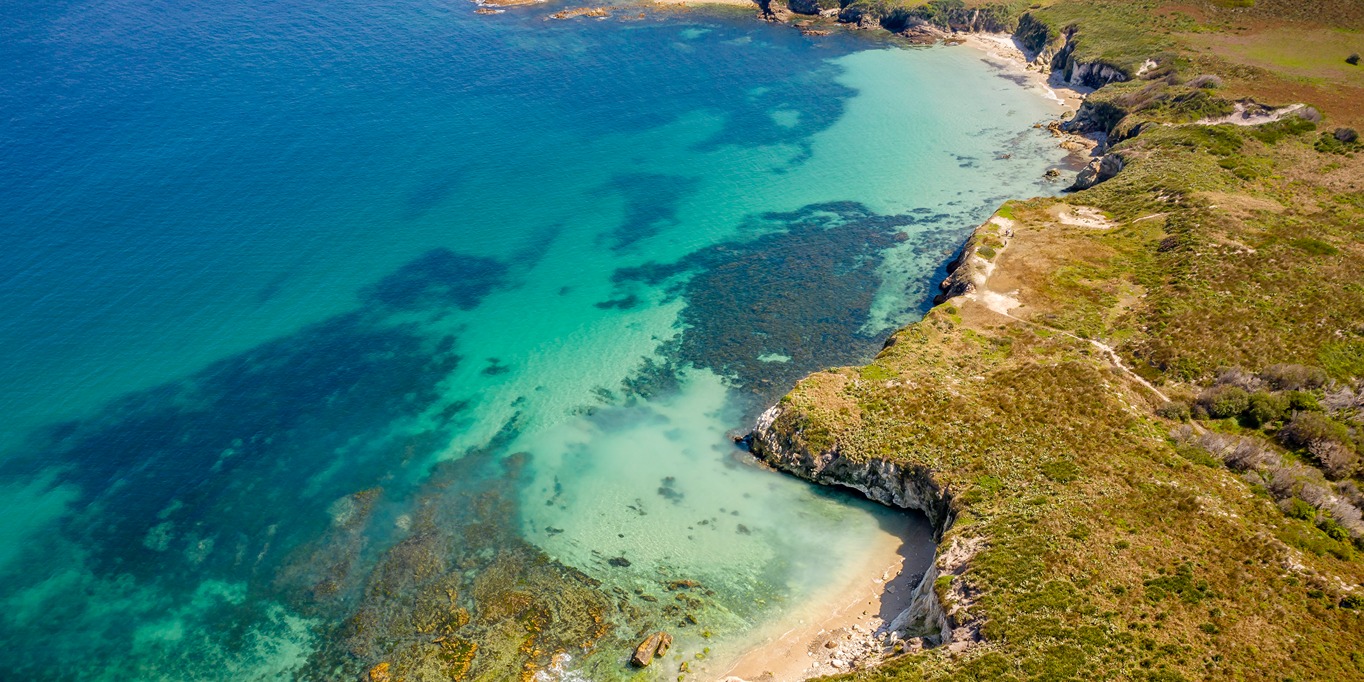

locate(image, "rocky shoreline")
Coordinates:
725 14 1111 680
742 403 975 668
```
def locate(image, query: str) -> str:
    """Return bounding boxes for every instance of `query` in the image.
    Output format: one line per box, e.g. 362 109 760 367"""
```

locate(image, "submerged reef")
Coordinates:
613 201 959 403
291 452 618 682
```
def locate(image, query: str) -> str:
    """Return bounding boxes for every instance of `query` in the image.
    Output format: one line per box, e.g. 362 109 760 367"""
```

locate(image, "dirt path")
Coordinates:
1193 102 1306 127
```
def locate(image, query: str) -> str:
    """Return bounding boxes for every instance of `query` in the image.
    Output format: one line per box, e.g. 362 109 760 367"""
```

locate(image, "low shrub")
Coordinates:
1315 130 1363 154
1185 74 1221 89
1319 341 1364 380
1042 460 1079 483
1155 401 1191 421
1284 498 1317 521
1349 53 1361 66
1310 439 1360 480
1198 384 1249 419
1279 411 1350 450
1320 517 1351 542
1176 443 1220 467
1290 238 1339 256
1286 390 1321 412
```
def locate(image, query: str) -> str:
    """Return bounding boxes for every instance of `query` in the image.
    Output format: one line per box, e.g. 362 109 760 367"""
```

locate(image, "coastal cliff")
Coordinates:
751 404 954 533
758 1 1132 91
751 402 983 650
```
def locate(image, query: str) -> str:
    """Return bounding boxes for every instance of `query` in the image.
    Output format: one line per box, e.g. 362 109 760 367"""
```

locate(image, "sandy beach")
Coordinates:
955 32 1090 111
714 513 935 682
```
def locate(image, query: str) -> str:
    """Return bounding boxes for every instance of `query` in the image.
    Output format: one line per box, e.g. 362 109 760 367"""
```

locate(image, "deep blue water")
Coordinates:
0 1 1066 679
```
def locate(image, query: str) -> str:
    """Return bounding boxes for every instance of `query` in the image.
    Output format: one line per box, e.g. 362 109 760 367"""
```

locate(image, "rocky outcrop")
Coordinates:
629 631 672 667
1062 97 1130 135
749 403 981 650
886 537 983 650
1045 25 1129 88
835 1 1017 35
931 216 1012 305
1067 152 1124 191
932 241 978 305
750 404 955 533
1062 58 1128 89
1014 15 1130 90
1013 12 1054 57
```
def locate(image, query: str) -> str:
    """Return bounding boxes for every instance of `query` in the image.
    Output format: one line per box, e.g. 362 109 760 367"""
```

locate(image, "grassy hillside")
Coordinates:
755 1 1364 680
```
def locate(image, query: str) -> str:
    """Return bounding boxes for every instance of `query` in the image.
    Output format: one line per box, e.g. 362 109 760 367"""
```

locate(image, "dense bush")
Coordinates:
1284 498 1317 521
1185 74 1222 89
1198 384 1249 419
1279 411 1351 450
1286 390 1321 412
1348 53 1361 66
1156 401 1191 421
1259 364 1327 390
1245 391 1288 427
1310 440 1360 480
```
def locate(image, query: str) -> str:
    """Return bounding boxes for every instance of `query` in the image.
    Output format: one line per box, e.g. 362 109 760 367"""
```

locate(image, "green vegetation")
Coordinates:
1026 0 1182 74
762 2 1364 679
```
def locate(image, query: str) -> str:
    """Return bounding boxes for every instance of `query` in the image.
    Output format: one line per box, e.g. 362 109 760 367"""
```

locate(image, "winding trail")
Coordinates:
962 216 1172 404
1192 102 1306 127
987 304 1172 403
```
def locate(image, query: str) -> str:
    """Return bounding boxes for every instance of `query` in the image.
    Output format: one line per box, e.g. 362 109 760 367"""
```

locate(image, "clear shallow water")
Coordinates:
0 1 1064 679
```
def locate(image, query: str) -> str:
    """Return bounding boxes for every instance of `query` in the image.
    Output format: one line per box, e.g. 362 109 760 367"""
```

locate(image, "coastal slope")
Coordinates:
748 1 1364 679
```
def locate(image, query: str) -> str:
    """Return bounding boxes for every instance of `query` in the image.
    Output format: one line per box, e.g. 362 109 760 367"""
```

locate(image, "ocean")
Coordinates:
0 1 1065 678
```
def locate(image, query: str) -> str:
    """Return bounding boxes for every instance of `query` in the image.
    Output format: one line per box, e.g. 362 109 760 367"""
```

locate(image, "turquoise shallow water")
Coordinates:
0 2 1065 679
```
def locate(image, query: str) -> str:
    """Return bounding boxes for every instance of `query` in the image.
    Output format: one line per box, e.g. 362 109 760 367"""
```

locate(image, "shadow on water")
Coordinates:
799 477 937 627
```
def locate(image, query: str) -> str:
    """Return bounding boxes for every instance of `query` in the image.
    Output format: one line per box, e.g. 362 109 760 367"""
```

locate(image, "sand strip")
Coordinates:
715 513 933 681
954 32 1089 111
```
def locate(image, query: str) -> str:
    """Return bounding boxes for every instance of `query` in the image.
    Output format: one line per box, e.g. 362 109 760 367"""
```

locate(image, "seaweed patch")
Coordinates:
363 248 508 311
614 201 933 402
600 173 701 251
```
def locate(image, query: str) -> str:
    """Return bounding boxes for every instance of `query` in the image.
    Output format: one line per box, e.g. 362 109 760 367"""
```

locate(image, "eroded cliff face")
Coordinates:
1068 152 1125 191
749 404 980 648
1016 14 1130 90
750 404 954 533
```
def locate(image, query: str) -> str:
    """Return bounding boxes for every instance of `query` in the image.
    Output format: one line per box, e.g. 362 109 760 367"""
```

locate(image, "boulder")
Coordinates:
1068 153 1124 191
630 631 673 667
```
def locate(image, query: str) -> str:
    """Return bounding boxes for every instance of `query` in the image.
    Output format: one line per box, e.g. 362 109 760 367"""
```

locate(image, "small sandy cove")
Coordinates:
715 513 932 682
955 32 1089 111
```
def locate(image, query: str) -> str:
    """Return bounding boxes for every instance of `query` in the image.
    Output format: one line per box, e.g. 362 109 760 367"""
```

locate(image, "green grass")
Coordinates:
1028 0 1179 74
779 67 1364 681
761 2 1364 680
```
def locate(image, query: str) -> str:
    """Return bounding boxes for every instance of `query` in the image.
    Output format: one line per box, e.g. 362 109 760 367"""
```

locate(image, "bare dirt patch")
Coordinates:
1050 204 1117 229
